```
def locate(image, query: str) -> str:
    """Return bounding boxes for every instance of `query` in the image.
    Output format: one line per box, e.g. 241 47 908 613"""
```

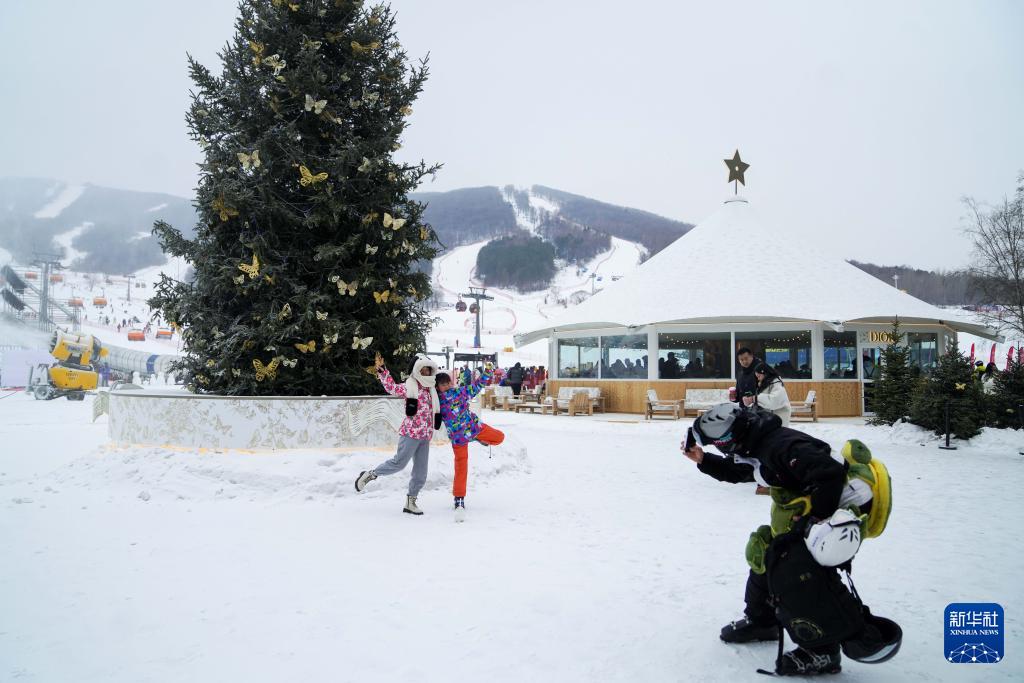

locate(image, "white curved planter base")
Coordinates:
107 390 409 450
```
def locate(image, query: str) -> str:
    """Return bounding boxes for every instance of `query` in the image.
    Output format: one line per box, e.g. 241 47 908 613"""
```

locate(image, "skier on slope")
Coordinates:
682 404 898 676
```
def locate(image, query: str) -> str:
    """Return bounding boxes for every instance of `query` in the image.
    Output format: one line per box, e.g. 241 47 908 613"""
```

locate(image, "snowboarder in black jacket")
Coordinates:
683 403 850 675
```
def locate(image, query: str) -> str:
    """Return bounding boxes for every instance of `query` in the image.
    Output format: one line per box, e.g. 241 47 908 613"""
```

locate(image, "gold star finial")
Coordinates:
724 150 749 192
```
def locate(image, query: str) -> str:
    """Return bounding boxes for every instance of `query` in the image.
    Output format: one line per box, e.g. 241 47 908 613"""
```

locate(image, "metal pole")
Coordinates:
939 398 957 450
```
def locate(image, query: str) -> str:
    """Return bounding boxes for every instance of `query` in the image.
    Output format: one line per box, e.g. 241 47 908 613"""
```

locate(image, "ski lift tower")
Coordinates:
125 273 137 302
460 286 494 349
30 252 66 332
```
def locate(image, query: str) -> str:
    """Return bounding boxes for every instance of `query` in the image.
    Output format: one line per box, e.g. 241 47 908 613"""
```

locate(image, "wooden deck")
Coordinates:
546 379 862 417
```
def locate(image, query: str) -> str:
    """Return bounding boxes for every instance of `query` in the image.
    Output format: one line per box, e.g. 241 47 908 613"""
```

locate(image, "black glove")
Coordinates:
434 413 443 430
405 398 418 417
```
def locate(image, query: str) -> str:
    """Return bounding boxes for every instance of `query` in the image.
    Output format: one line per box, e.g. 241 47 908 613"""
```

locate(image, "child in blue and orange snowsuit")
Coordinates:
435 367 504 514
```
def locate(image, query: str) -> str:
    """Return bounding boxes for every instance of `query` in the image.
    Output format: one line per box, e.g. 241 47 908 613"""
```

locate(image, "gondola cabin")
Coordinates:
127 329 146 342
93 297 108 307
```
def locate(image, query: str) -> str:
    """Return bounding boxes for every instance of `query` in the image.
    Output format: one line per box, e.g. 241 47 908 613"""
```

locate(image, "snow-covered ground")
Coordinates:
1 395 1021 682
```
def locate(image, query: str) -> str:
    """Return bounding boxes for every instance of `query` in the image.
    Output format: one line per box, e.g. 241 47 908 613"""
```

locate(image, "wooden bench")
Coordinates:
646 389 682 420
682 388 731 416
790 390 818 422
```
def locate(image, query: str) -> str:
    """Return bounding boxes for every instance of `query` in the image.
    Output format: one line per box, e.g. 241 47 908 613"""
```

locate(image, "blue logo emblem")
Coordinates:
945 603 1003 664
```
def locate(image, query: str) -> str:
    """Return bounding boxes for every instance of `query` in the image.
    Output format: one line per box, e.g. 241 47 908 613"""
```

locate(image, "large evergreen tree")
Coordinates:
909 340 986 440
150 0 440 395
867 319 916 425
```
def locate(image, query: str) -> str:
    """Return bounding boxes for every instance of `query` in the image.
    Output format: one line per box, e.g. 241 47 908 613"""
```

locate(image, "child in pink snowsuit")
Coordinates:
354 353 441 515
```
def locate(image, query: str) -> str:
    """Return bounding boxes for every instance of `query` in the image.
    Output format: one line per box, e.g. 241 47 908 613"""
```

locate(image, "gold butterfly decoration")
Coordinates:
282 357 298 368
373 290 391 304
242 340 256 351
196 374 209 385
302 37 322 51
350 335 373 350
350 40 381 55
264 274 275 284
400 105 413 116
212 195 238 222
278 303 292 320
253 357 281 382
419 226 429 241
388 278 397 288
298 165 329 186
249 41 265 66
237 150 261 170
392 142 402 151
955 382 967 390
231 368 241 377
398 323 407 331
321 344 333 354
236 253 260 280
365 244 378 255
357 157 372 173
324 332 339 345
233 274 245 284
361 211 380 225
382 212 406 230
263 54 286 75
331 277 357 296
315 310 328 320
339 73 351 82
387 172 397 182
304 94 327 114
326 31 344 43
362 91 380 105
206 359 216 368
295 340 317 353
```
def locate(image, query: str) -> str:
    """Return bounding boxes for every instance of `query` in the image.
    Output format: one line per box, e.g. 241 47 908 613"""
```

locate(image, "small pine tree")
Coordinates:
909 339 986 440
989 359 1024 429
867 319 915 425
149 0 440 395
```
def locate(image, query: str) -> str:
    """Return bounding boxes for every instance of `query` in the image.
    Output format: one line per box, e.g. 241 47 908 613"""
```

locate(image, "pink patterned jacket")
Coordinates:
378 368 434 441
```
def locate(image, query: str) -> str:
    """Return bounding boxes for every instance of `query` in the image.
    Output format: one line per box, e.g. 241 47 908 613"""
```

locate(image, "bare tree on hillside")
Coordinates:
965 173 1024 337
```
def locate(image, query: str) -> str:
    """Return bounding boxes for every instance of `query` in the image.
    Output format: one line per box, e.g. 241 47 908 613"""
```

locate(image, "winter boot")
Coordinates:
354 470 377 493
454 496 466 523
720 617 779 643
776 646 842 676
403 495 423 515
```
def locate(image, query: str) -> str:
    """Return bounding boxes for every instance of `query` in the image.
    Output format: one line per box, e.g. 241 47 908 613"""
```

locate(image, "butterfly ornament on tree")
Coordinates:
237 150 261 171
238 253 260 279
352 335 373 350
298 165 328 186
304 94 327 114
382 213 406 230
252 357 281 382
212 195 239 222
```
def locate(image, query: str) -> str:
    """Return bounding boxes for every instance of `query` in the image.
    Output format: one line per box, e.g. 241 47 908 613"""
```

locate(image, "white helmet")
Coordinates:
804 509 863 567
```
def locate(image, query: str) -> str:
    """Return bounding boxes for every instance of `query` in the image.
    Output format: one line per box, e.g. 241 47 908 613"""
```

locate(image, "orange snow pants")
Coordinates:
452 424 505 498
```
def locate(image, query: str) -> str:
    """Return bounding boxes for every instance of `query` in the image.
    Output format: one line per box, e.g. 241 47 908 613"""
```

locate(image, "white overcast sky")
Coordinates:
2 0 1021 270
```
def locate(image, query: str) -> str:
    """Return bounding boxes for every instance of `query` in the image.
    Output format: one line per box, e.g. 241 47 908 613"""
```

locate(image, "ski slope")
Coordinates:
430 236 645 365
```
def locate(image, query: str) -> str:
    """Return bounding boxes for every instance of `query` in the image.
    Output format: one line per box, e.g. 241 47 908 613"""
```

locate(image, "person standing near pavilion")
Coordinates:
735 347 761 404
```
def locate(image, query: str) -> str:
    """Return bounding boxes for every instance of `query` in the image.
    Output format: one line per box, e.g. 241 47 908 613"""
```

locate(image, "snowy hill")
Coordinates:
0 178 196 273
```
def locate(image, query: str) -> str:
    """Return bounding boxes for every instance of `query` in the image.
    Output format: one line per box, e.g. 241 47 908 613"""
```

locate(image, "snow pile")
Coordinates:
42 436 529 505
